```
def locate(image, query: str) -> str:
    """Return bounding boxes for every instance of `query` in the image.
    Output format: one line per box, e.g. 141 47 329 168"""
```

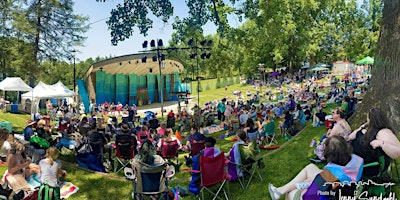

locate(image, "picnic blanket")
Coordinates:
202 125 224 134
25 173 79 199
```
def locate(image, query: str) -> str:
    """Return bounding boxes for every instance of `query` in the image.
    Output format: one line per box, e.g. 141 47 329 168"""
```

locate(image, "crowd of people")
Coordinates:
1 70 397 199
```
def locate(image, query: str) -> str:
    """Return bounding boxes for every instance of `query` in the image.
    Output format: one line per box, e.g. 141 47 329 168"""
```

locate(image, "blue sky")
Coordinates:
73 0 221 61
73 0 364 61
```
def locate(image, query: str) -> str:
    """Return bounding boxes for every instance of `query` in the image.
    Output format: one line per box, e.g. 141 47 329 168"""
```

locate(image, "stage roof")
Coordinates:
90 53 184 76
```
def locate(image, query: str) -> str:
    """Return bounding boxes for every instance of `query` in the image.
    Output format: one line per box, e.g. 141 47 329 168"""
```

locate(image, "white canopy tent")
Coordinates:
21 81 77 114
0 77 32 92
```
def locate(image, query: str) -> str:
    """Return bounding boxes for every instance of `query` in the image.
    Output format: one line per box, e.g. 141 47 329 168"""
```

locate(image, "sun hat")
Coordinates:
120 123 130 133
26 119 36 126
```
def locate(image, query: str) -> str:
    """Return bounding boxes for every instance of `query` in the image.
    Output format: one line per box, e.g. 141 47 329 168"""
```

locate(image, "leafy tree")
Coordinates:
14 0 88 84
0 0 19 78
350 0 400 132
103 0 259 45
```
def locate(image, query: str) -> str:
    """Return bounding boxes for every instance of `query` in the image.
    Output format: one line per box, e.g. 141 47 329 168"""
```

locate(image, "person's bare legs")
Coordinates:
270 164 322 199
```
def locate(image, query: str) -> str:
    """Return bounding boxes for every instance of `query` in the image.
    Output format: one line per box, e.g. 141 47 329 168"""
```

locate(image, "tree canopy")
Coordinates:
100 0 382 77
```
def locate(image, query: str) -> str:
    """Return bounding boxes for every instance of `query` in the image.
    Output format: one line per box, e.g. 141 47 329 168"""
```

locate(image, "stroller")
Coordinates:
142 111 156 124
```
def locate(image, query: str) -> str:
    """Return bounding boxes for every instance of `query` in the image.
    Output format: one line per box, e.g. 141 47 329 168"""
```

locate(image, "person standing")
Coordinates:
217 98 226 122
224 102 234 122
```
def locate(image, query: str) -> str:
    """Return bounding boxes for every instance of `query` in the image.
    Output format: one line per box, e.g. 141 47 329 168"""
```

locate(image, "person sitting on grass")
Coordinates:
39 147 65 200
268 136 363 200
56 125 78 150
5 141 40 199
0 128 11 165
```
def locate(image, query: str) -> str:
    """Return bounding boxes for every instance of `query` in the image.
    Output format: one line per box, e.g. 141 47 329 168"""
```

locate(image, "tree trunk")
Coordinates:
349 0 400 132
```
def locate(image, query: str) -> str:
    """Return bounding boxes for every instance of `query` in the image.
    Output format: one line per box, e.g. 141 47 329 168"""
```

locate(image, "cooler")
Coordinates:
11 104 18 113
0 121 12 133
325 115 334 130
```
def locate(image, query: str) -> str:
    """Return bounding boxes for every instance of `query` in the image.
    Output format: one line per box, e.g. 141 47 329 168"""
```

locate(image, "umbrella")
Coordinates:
355 56 374 65
269 72 281 77
308 67 330 71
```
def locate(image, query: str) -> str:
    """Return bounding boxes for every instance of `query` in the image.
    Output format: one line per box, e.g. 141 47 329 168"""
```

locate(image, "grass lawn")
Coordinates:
0 82 399 199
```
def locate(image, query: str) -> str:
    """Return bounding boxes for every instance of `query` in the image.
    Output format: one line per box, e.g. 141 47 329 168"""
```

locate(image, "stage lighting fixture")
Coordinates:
142 41 148 48
158 39 163 47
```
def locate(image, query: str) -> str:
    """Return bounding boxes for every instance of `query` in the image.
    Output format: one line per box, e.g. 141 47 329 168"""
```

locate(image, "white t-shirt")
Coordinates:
39 158 62 187
0 141 10 158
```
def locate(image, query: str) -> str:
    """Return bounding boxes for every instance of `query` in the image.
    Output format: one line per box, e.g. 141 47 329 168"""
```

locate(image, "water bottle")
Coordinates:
310 139 316 147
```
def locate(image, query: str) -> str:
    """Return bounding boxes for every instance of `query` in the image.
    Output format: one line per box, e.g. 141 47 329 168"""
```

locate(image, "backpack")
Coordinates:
38 184 60 200
30 135 50 149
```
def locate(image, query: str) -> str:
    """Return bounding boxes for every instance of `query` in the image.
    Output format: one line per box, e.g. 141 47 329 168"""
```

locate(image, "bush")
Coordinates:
216 78 221 89
236 76 240 84
206 83 211 90
229 77 234 85
222 77 228 87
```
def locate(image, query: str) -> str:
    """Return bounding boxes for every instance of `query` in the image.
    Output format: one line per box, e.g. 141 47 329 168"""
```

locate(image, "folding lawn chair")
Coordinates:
237 157 264 189
198 153 229 200
356 155 394 197
280 117 295 140
235 143 264 189
114 139 135 173
262 122 277 145
189 140 206 157
161 140 181 171
128 161 170 200
137 130 153 146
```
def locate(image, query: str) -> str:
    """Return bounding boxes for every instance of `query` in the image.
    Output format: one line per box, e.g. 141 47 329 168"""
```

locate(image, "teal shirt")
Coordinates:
217 102 226 113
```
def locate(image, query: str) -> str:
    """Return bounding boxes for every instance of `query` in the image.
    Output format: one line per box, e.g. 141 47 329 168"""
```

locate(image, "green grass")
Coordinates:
1 81 399 199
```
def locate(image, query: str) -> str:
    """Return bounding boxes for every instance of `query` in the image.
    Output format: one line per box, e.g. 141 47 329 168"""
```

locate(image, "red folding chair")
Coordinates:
114 139 135 173
189 140 205 157
161 139 180 170
137 130 153 146
199 153 229 200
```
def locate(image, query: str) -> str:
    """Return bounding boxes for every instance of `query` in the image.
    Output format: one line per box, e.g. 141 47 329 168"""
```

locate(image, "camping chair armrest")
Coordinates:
364 162 379 168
